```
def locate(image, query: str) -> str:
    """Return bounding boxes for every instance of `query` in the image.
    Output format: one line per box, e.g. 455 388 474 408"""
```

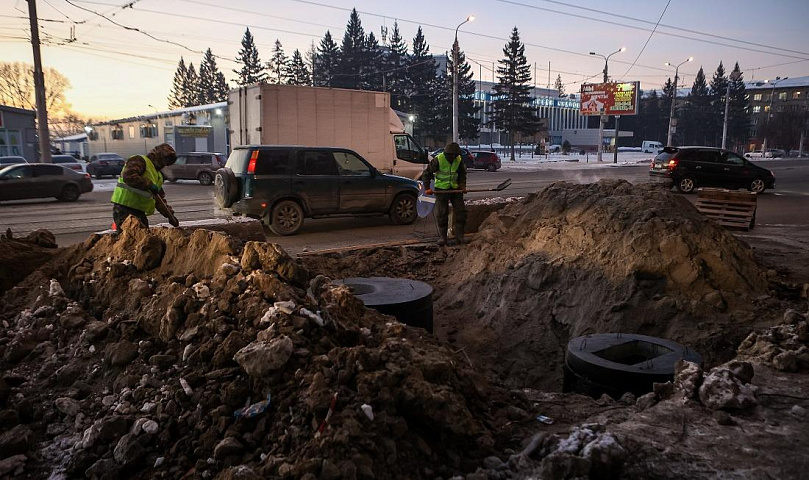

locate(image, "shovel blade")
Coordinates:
494 178 512 191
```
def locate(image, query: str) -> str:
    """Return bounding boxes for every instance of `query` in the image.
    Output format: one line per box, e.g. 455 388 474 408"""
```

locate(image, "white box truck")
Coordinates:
642 140 663 154
228 84 428 179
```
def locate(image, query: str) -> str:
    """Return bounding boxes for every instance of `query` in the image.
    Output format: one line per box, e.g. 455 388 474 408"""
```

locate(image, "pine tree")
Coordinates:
554 74 565 96
286 49 311 86
727 62 751 151
408 27 440 145
708 61 728 146
384 22 411 112
361 32 383 91
314 31 339 87
168 57 188 109
305 41 318 86
446 47 480 142
490 27 539 161
197 49 228 104
185 62 199 107
334 9 366 89
233 28 267 86
682 67 709 145
268 40 288 84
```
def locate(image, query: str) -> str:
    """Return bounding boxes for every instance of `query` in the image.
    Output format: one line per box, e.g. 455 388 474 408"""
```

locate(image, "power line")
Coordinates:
497 0 809 60
42 0 85 24
618 0 671 80
530 0 809 58
173 0 342 32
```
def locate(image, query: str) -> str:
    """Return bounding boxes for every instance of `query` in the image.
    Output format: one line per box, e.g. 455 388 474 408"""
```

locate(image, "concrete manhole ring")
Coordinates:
335 277 433 333
564 333 702 398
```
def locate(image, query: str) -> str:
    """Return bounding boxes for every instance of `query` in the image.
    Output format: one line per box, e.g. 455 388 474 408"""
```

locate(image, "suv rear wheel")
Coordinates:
198 171 213 186
269 200 304 236
749 178 766 193
214 168 238 208
676 176 696 194
390 193 417 225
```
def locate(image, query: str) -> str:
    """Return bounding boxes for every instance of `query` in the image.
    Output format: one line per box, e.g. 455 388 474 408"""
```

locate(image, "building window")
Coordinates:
778 92 787 101
111 126 124 140
128 126 135 139
763 105 770 113
753 93 762 101
794 91 802 100
752 117 758 125
752 105 761 113
140 124 158 138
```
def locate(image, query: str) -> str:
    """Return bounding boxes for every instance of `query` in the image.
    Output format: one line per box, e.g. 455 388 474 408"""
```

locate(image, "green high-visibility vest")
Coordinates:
434 152 461 190
110 155 163 215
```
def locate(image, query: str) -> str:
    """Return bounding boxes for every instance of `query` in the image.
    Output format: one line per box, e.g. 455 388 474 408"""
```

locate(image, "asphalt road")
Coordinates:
1 159 807 254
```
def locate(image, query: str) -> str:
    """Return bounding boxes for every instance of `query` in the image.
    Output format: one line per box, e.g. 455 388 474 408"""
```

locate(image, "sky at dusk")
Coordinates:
2 0 808 119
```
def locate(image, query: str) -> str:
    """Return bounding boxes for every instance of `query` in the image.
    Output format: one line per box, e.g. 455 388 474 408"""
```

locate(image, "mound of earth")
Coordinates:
0 230 60 294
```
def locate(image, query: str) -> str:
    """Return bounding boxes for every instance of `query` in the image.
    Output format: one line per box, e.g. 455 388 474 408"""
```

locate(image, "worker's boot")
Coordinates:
437 229 448 246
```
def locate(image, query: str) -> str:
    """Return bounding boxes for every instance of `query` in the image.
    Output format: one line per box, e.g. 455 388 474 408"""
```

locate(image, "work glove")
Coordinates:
462 187 468 194
424 188 433 195
148 183 160 195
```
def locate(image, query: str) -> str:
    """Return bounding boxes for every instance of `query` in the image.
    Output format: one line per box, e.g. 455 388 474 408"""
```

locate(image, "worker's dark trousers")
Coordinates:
113 203 149 232
434 192 466 238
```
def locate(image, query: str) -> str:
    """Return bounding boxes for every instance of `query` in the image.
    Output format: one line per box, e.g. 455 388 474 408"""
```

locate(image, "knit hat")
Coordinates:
150 143 177 166
444 142 462 156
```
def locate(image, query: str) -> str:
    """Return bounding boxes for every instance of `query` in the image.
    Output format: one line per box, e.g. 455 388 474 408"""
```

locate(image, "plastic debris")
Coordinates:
300 308 324 326
315 392 339 438
536 415 554 425
361 404 374 421
234 394 272 419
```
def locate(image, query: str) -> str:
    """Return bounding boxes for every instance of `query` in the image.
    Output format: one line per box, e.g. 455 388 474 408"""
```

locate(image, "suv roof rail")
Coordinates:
661 146 678 153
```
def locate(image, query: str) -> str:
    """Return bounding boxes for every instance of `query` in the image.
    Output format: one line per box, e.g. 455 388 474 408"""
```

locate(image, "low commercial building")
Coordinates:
53 133 89 159
86 102 228 159
0 105 37 161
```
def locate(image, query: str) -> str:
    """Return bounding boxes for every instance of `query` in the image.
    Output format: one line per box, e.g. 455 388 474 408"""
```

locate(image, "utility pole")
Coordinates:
722 70 741 150
761 77 788 154
665 57 693 146
590 47 625 162
453 15 474 144
27 0 51 163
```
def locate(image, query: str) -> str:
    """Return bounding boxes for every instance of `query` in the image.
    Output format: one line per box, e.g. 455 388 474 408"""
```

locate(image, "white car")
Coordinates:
744 151 773 159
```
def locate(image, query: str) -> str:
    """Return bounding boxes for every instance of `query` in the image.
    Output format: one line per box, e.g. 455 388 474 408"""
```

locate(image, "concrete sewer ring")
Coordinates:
335 277 434 333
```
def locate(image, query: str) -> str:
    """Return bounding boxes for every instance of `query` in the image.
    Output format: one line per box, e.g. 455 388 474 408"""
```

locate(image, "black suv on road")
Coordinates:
649 146 775 194
215 146 420 236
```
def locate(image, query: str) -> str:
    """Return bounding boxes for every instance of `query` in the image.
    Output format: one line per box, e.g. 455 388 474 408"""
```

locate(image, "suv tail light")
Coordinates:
99 160 109 166
246 150 259 174
667 159 678 169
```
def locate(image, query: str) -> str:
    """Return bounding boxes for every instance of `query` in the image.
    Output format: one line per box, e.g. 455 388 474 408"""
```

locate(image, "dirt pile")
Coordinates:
0 219 542 479
0 229 60 294
432 180 778 390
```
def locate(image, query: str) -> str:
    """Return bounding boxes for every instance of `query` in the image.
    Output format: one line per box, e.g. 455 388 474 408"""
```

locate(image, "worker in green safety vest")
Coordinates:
422 142 468 246
110 143 179 231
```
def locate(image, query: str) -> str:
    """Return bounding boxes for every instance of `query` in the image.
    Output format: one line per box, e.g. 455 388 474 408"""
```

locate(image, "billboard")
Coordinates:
579 82 640 116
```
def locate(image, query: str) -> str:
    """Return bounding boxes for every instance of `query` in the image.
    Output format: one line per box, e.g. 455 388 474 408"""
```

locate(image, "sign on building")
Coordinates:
579 82 640 116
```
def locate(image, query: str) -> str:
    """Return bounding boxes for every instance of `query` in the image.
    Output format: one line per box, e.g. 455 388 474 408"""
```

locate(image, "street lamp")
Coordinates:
453 14 475 144
721 70 742 150
589 47 625 162
760 77 789 154
664 57 693 146
147 104 159 116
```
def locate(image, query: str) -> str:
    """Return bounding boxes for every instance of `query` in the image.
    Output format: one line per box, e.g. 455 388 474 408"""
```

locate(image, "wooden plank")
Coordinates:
695 188 757 231
697 188 757 204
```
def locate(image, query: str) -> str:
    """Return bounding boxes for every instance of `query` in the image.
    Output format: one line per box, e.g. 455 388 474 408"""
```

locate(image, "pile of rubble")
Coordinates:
0 219 534 479
0 229 59 294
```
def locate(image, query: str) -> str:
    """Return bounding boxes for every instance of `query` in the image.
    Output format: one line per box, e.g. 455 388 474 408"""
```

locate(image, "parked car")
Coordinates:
0 156 28 167
214 146 419 236
164 152 226 185
469 150 502 171
767 149 785 158
50 154 84 172
641 141 664 154
431 147 476 168
744 150 774 159
86 153 125 178
649 146 775 194
0 163 93 202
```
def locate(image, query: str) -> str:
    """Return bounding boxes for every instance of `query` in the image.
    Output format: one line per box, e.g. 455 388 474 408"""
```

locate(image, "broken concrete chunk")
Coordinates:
674 360 703 399
234 336 294 377
698 367 758 410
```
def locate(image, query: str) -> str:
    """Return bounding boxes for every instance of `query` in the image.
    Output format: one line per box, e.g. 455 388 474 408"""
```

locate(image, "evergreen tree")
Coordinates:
335 9 366 89
233 28 267 86
168 57 188 109
727 63 751 151
384 22 411 112
708 62 728 146
185 62 199 107
268 40 288 84
554 74 565 96
446 47 480 142
408 27 441 145
490 27 539 161
305 41 318 86
197 49 228 104
314 31 339 87
362 32 383 91
682 67 709 145
286 49 311 86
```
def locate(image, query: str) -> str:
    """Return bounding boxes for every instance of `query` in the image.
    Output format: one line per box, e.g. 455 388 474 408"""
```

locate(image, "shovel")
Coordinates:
434 178 512 194
154 194 180 227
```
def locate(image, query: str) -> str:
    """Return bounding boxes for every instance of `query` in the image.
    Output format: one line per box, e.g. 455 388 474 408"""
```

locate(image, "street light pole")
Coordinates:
453 15 475 144
27 0 52 163
589 47 625 162
761 77 788 154
722 70 741 150
665 57 693 146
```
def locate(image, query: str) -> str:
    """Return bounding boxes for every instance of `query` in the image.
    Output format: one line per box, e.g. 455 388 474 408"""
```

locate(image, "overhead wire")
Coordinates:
618 0 671 80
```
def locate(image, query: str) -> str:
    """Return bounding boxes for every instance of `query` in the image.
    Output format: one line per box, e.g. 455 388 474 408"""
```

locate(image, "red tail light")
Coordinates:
84 173 91 179
247 150 259 174
667 159 678 169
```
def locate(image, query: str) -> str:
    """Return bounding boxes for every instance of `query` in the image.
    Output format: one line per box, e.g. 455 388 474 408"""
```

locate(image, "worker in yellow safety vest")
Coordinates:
110 143 179 231
422 142 468 246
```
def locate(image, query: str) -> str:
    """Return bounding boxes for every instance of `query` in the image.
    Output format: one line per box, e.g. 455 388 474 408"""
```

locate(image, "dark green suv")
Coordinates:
215 146 419 236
